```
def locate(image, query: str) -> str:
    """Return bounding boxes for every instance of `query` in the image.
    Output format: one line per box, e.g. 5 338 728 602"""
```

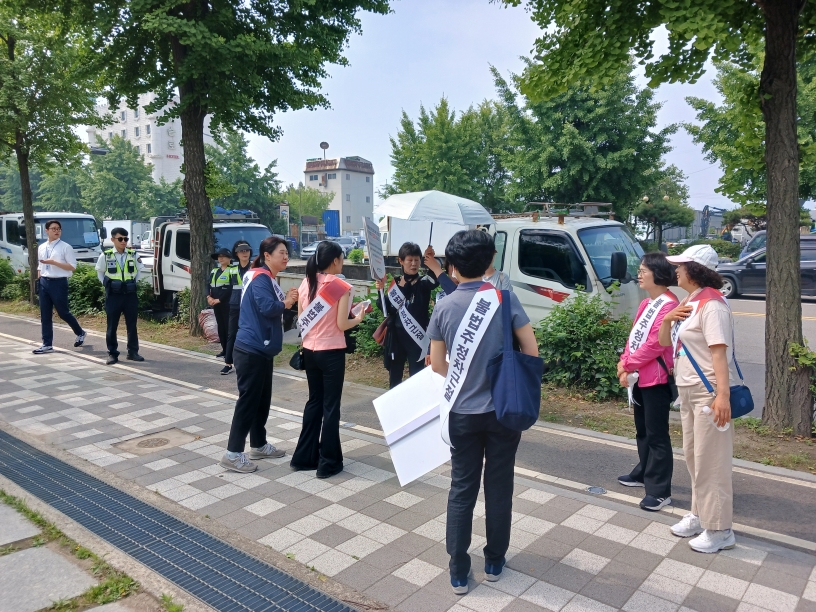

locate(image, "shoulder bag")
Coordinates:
487 290 544 431
289 345 305 370
681 334 753 418
656 356 679 404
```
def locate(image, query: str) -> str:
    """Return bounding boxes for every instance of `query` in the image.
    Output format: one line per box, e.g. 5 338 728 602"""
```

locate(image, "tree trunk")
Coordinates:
179 102 213 337
655 222 663 249
759 0 812 435
14 134 38 304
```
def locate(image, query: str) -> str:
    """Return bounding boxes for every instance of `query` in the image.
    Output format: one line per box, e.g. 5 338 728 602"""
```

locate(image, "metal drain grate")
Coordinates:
0 429 354 612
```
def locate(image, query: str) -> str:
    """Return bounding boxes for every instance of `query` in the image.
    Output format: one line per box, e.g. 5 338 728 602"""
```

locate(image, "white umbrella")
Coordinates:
374 190 493 225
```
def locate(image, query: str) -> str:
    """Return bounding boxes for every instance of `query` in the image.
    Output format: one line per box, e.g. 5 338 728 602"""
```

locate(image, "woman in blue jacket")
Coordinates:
220 236 298 473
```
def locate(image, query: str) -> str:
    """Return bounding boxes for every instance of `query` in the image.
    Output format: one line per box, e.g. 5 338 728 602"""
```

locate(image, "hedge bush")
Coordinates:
0 259 14 295
351 290 385 357
348 248 364 264
534 288 630 400
668 239 741 260
175 287 191 325
0 264 154 315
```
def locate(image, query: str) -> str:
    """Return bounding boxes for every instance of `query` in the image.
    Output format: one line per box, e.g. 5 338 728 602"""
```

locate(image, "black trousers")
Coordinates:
224 305 240 365
105 291 139 357
226 347 273 452
39 277 83 346
447 411 521 580
629 382 673 498
213 301 230 353
388 333 426 389
290 349 345 475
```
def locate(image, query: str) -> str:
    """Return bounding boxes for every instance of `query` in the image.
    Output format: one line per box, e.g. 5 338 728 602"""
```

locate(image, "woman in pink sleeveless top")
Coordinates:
290 241 366 478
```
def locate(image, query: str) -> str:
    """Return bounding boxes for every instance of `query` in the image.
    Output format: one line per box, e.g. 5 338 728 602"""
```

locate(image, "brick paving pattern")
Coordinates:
1 338 815 612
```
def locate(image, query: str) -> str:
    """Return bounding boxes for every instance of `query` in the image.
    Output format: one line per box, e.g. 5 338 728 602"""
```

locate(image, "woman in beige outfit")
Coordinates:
659 244 741 554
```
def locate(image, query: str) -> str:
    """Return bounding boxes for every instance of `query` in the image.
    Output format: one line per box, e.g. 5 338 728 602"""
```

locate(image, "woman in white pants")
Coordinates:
658 244 741 554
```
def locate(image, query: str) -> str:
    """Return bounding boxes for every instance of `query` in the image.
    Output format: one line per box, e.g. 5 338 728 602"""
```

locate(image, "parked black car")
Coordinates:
717 243 816 298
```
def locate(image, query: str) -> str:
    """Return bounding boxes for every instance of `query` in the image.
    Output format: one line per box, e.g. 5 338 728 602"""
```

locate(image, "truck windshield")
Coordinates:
214 226 272 257
36 218 100 249
577 225 644 286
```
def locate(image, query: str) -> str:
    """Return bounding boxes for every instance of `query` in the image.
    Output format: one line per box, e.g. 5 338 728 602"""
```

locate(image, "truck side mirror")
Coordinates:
745 259 753 269
610 251 627 280
99 227 108 239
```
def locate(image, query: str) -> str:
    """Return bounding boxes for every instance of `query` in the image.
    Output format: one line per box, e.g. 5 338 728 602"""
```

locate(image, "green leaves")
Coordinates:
534 289 631 400
685 54 816 206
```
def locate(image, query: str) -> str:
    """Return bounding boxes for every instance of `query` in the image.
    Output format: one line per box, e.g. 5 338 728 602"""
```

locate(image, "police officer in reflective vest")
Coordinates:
95 227 145 365
208 248 237 359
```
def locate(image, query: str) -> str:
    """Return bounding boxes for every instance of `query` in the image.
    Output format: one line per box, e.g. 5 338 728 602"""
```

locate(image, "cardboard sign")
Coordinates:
364 217 386 280
373 367 451 486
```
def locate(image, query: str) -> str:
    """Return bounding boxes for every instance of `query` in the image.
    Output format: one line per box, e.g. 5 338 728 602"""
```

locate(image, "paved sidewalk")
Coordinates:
1 337 815 612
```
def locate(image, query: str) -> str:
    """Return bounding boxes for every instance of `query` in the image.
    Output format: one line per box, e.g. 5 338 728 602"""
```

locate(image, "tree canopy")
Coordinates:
89 0 390 334
385 61 676 218
504 0 815 433
686 56 816 207
631 165 694 245
205 131 282 230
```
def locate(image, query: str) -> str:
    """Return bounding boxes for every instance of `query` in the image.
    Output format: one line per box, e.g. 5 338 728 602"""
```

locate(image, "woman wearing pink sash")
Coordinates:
659 244 741 554
291 241 366 478
617 253 678 512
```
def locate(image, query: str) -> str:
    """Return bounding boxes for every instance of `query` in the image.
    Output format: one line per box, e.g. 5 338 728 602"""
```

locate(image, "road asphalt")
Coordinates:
2 305 815 549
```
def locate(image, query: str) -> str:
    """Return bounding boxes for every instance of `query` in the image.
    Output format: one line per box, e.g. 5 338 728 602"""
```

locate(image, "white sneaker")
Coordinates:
671 512 703 538
689 529 736 553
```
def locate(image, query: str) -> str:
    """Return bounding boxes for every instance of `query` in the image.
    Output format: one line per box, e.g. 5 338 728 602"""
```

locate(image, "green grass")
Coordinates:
161 593 184 612
0 490 139 611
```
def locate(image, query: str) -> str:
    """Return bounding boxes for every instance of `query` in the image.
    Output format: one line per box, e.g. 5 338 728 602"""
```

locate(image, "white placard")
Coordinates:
372 367 451 486
364 216 386 280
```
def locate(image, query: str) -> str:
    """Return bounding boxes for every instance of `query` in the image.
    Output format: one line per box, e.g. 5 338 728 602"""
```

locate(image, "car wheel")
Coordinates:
720 276 738 299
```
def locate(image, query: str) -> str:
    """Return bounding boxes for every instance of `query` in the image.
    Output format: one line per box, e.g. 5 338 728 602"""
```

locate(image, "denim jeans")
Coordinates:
446 411 521 579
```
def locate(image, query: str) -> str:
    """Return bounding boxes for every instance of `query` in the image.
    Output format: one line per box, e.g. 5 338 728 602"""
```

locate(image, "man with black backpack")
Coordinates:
95 227 145 365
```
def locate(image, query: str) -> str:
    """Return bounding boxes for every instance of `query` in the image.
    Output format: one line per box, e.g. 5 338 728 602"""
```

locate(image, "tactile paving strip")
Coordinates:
0 429 354 612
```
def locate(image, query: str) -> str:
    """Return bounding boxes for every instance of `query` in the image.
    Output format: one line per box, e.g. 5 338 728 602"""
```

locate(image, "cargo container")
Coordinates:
322 210 340 238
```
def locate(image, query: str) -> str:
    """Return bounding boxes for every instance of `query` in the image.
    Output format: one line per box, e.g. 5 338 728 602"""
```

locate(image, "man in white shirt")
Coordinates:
95 227 145 364
33 220 87 354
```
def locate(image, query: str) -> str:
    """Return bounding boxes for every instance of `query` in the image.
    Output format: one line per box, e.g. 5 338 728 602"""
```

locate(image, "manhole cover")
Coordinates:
114 428 198 455
137 437 170 448
586 486 607 495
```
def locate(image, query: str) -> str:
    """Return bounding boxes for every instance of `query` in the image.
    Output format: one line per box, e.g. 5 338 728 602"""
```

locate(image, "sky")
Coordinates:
246 0 733 212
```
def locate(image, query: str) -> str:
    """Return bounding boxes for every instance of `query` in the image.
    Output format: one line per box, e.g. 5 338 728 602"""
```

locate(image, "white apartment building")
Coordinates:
304 156 375 234
86 93 214 183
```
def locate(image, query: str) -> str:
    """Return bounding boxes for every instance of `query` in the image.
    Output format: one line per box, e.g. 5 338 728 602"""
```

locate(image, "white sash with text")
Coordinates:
388 280 429 360
440 284 502 447
299 277 352 338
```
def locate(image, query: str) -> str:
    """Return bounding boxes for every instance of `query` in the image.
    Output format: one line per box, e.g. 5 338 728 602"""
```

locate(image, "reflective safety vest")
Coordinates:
210 266 236 288
104 248 138 281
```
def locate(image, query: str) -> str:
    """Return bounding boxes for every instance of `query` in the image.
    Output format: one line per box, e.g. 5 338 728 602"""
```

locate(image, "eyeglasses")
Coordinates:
47 227 61 232
637 268 650 276
114 237 128 242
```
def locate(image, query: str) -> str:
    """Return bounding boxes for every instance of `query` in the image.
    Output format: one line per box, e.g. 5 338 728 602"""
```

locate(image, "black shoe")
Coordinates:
618 475 645 488
215 351 226 359
640 495 672 511
127 352 144 362
290 462 318 472
106 355 119 365
220 365 233 375
316 467 343 479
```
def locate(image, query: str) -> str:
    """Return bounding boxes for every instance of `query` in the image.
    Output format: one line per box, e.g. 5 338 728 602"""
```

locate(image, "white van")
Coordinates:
151 213 273 308
0 212 104 273
489 215 646 323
